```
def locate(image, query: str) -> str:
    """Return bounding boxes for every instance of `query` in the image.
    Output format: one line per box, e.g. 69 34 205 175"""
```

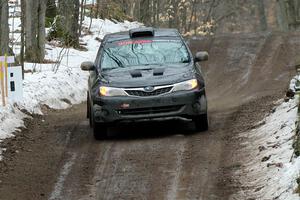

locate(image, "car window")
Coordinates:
101 39 190 70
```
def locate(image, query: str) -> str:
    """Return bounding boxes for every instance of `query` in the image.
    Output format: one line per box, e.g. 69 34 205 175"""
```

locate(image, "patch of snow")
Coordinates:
291 75 300 92
234 98 300 200
0 104 26 140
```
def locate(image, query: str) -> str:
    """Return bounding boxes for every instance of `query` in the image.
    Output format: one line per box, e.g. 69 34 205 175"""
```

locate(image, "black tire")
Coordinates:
87 92 90 119
93 121 108 140
88 98 93 128
90 106 108 140
193 113 209 132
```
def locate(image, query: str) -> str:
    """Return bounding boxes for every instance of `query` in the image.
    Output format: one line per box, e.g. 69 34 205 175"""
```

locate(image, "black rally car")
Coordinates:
81 27 209 139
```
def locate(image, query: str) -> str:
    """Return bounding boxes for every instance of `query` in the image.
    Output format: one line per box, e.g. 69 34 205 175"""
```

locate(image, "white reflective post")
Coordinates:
0 56 18 106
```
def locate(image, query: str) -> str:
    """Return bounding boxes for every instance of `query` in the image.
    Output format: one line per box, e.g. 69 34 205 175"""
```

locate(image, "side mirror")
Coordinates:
81 61 95 71
194 51 209 62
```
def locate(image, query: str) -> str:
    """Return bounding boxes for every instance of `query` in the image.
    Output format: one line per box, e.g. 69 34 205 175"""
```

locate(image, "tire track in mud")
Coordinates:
166 140 186 200
91 134 189 200
49 153 78 200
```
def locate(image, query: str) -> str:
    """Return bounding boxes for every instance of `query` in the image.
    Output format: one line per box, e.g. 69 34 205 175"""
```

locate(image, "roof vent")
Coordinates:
129 27 154 38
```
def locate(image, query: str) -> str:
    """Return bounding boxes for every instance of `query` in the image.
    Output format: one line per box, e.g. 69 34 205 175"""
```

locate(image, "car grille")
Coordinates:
125 86 173 97
118 105 183 116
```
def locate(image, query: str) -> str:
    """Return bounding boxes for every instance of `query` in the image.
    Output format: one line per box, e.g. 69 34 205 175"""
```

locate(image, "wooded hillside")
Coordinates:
92 0 300 35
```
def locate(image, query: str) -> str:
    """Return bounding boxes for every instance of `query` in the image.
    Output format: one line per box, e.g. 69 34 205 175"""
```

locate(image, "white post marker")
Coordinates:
7 66 23 103
0 56 23 105
0 61 5 106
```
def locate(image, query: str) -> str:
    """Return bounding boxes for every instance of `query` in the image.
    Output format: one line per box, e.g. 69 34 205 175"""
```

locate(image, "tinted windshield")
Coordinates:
101 39 190 70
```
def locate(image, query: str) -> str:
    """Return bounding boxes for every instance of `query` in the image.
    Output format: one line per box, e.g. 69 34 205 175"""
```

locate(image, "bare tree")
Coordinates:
0 0 9 55
256 0 267 31
277 0 300 31
79 0 86 37
58 0 80 47
24 0 47 63
21 0 25 78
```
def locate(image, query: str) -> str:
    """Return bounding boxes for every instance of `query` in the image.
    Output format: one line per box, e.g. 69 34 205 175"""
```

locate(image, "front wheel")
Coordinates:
90 106 108 140
193 113 209 132
93 122 108 140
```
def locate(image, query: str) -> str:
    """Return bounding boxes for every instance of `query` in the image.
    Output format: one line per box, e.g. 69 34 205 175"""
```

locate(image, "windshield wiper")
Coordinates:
104 49 124 68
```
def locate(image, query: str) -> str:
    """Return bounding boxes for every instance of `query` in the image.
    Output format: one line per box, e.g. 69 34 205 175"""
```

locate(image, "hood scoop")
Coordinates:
129 68 165 78
130 70 142 78
153 68 165 76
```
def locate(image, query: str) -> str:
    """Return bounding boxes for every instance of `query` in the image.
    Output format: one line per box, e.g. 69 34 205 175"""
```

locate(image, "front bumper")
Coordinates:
92 89 207 123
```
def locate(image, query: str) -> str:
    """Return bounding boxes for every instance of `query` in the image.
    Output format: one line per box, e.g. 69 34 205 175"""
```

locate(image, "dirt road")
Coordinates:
0 32 299 200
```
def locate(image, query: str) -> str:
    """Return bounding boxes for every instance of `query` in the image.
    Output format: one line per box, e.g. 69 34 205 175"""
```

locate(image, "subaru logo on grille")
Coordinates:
144 86 155 92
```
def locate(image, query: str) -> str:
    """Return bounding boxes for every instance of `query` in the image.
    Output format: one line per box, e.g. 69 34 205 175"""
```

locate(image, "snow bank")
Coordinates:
289 75 300 93
0 16 142 159
235 98 300 200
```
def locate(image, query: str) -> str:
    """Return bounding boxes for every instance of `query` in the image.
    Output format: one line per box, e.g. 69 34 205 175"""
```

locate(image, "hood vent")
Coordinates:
130 70 142 78
130 68 165 78
153 68 164 76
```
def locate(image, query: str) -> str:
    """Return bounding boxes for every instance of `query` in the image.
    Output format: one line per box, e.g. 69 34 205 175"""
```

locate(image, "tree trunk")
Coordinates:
140 0 150 25
181 6 187 33
130 0 136 17
276 0 289 31
172 0 179 28
58 0 80 47
286 0 300 30
72 0 80 46
256 0 268 31
24 0 47 63
276 0 300 31
0 0 9 56
96 0 100 18
188 0 197 32
79 0 86 37
21 0 25 78
24 0 34 61
38 0 46 60
156 0 159 26
88 0 94 32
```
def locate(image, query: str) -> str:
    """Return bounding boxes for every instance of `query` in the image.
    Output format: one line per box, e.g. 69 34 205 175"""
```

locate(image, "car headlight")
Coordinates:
172 79 198 92
99 86 127 97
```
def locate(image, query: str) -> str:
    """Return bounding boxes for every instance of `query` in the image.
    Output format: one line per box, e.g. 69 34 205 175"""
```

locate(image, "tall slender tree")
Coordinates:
58 0 80 47
0 0 9 56
24 0 47 62
21 0 25 77
256 0 268 31
276 0 300 31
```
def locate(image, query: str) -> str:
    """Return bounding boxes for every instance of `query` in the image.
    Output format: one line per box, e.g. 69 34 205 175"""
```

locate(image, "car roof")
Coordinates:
104 28 181 43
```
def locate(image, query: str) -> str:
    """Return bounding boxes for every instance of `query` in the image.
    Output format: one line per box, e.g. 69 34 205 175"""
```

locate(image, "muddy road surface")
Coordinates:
0 33 299 200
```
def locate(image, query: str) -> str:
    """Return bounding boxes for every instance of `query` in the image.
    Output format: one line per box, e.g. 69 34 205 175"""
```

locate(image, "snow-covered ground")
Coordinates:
234 96 300 199
0 6 142 160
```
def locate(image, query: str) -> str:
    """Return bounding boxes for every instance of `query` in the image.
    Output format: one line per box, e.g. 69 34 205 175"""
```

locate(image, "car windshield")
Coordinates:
101 39 190 70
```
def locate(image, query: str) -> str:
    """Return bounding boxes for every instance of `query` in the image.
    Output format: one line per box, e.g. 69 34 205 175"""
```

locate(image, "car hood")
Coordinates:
100 64 195 88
